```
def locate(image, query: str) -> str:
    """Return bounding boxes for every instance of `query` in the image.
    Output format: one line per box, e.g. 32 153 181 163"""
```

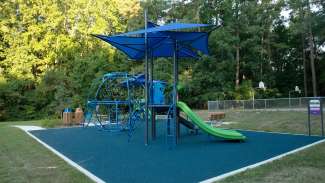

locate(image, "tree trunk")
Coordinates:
235 44 240 88
309 33 317 97
260 35 264 81
302 36 308 97
267 35 271 65
300 1 308 97
235 1 240 88
307 0 317 97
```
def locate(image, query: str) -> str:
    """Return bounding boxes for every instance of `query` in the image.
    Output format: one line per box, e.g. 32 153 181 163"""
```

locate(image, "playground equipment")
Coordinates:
91 12 246 147
62 108 73 125
74 108 84 125
177 101 245 140
84 72 169 140
85 72 134 131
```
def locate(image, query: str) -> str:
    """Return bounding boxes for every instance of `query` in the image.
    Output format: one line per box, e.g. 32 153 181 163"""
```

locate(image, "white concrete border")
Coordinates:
14 125 105 183
13 125 45 131
200 138 325 183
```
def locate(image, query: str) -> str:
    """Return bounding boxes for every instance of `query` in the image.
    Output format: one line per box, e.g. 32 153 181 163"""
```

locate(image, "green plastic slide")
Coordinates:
177 101 246 141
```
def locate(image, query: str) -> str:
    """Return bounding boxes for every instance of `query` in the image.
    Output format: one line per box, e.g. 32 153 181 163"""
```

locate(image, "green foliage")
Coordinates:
172 0 324 107
255 88 282 99
178 56 234 107
234 81 253 100
0 0 140 120
41 118 63 128
0 0 324 120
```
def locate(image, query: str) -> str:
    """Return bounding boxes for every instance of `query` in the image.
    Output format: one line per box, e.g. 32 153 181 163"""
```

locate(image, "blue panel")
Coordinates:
93 35 144 59
158 32 209 55
91 22 211 60
152 81 166 104
121 74 166 88
147 21 159 28
117 22 211 36
94 34 200 59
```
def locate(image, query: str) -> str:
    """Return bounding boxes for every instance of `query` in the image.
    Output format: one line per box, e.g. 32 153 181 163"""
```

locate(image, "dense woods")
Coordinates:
0 0 324 121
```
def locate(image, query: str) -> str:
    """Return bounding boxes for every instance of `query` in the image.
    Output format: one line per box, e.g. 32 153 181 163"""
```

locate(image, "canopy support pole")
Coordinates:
144 9 149 146
150 52 156 140
172 40 179 147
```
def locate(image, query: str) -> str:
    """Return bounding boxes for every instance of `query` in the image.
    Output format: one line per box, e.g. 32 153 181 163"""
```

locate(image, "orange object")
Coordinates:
74 108 84 125
209 112 226 121
63 112 73 125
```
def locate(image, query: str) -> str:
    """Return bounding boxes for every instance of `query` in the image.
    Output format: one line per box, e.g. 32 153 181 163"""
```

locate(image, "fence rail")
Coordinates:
208 97 325 112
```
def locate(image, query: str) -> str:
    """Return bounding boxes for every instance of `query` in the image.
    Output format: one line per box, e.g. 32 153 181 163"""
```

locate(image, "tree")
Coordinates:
306 0 317 96
0 0 137 120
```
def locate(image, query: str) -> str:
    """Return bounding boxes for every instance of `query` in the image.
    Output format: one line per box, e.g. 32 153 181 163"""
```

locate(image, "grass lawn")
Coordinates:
0 110 324 183
0 120 92 183
202 110 325 183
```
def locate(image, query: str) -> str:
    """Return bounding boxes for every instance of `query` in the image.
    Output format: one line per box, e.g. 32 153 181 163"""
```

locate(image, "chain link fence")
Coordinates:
208 97 325 112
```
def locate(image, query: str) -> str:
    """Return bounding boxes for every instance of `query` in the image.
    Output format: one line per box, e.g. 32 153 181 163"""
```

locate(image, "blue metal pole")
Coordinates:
144 9 149 145
175 41 180 143
115 102 118 126
321 99 324 136
127 75 131 130
172 40 178 147
308 99 311 136
150 52 156 140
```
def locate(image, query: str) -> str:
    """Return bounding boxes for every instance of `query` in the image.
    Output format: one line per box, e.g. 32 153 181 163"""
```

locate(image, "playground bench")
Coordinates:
209 112 226 121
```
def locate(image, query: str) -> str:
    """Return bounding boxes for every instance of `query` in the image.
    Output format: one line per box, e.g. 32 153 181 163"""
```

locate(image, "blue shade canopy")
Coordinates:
121 74 145 87
116 22 211 36
121 74 166 87
92 22 211 60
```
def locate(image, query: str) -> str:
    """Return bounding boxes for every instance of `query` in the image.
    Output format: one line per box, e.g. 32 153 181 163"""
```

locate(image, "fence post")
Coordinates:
299 97 302 108
289 98 291 109
264 99 267 110
223 100 226 110
217 100 219 111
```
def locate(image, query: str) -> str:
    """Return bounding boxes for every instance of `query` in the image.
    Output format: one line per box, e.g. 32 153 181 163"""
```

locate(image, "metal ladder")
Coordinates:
167 105 176 149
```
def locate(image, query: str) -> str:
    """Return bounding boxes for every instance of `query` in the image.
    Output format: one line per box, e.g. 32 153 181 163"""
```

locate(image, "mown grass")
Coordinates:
40 119 63 128
0 120 92 183
223 110 323 136
1 110 325 183
196 110 323 135
196 110 325 183
218 143 325 183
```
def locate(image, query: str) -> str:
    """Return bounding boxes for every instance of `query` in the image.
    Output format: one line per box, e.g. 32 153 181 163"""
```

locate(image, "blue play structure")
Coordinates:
89 20 213 148
84 72 133 131
87 13 245 148
152 81 166 105
84 72 167 141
